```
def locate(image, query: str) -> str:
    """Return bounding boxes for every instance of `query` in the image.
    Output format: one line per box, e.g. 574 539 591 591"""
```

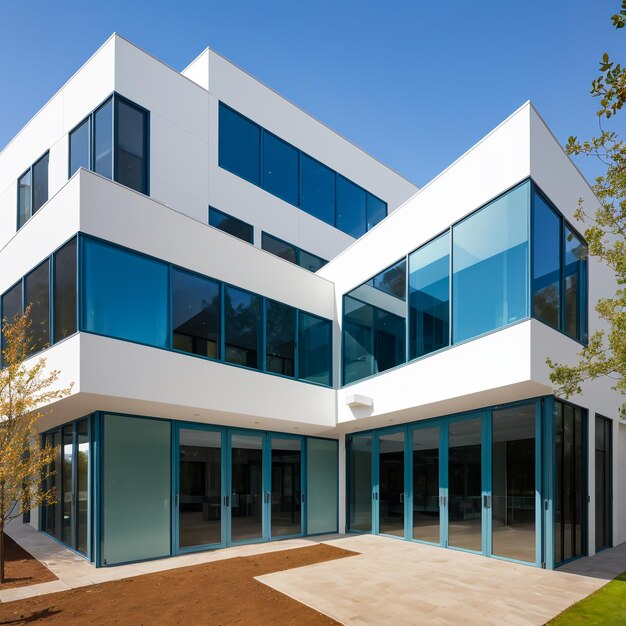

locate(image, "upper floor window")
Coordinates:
261 232 327 272
218 102 387 238
17 152 49 230
69 94 149 195
209 207 253 244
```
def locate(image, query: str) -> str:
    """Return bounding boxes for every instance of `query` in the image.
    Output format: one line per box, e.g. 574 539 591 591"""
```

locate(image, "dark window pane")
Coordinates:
116 100 148 194
209 207 253 243
343 296 375 384
32 153 49 214
348 435 372 532
366 193 387 230
336 176 366 238
262 132 299 205
17 170 31 229
53 238 77 342
262 233 297 264
532 192 561 329
94 99 113 179
61 425 73 545
218 104 260 185
299 250 327 272
370 259 406 300
412 426 440 543
82 238 168 347
298 311 331 386
300 154 335 225
224 286 261 369
25 260 50 352
172 269 220 359
453 182 529 343
70 118 90 177
76 418 89 554
265 300 296 376
2 282 23 325
565 227 587 341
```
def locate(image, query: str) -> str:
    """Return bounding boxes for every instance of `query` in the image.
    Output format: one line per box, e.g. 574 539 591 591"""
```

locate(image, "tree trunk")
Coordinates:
0 525 4 584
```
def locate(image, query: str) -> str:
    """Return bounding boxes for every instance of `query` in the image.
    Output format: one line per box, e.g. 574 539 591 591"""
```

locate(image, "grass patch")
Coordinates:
548 571 626 625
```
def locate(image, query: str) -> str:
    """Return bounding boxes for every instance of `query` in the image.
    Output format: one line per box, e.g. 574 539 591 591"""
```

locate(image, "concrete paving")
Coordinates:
257 535 626 626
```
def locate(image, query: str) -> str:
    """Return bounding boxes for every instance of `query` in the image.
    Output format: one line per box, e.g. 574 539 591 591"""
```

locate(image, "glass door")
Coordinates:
412 425 442 544
177 426 223 551
378 431 405 537
595 415 612 551
270 436 303 538
348 434 373 532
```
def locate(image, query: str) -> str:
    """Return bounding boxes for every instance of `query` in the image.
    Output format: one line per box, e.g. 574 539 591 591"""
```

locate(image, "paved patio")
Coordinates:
3 521 626 625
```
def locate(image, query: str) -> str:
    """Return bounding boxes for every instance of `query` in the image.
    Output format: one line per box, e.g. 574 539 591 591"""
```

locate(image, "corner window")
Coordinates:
366 193 387 230
69 94 149 195
53 238 77 342
299 311 332 386
209 207 253 244
336 176 366 238
17 152 49 230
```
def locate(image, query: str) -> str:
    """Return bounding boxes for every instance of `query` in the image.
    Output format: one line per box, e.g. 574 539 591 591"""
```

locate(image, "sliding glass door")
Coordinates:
270 437 302 538
378 431 405 537
412 426 441 544
595 415 612 551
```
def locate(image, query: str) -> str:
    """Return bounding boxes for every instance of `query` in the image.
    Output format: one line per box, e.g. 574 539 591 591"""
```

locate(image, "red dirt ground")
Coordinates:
0 544 356 625
0 534 57 590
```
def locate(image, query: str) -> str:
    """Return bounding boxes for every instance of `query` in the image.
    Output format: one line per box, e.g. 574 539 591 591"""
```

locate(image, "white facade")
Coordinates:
1 34 624 568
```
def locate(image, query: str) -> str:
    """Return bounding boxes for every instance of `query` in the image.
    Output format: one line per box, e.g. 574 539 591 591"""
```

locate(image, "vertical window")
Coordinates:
94 98 113 180
564 227 587 341
2 281 23 328
348 434 373 532
116 99 148 194
53 238 77 342
300 154 335 225
24 259 50 352
595 415 612 551
209 207 253 244
61 425 73 545
532 192 561 329
218 104 260 185
265 300 296 377
306 438 338 534
17 170 31 230
453 181 529 343
82 238 168 348
409 232 450 360
32 153 49 214
261 233 297 264
366 193 387 230
224 286 261 369
262 132 299 205
336 175 366 238
298 311 332 386
172 269 220 359
69 117 90 177
76 418 89 555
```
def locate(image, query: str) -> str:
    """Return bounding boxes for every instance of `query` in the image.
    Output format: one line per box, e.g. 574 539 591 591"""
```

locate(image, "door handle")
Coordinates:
483 495 491 509
400 493 404 504
223 495 229 507
439 495 446 507
264 491 270 504
301 493 305 503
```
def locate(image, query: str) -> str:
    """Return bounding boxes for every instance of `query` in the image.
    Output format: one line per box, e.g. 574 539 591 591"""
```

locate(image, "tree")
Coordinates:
0 309 72 583
547 2 626 413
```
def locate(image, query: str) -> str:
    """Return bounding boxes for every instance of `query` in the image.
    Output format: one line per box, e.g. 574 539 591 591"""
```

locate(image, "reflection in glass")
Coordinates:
595 416 612 550
116 100 148 194
271 438 301 537
172 269 220 359
453 182 529 343
532 193 561 328
265 300 296 377
18 169 31 229
53 238 77 342
448 418 482 551
44 431 61 539
306 438 338 534
299 249 327 272
300 154 335 225
366 193 387 230
224 286 261 369
409 233 450 359
70 118 90 176
209 207 253 244
492 405 535 562
262 233 297 264
413 427 440 543
76 419 89 555
25 260 50 352
298 312 332 386
231 434 263 542
349 435 372 532
179 429 222 548
336 175 366 238
564 228 587 341
94 99 113 180
218 104 260 185
32 153 49 214
262 132 299 205
379 432 404 537
61 425 73 545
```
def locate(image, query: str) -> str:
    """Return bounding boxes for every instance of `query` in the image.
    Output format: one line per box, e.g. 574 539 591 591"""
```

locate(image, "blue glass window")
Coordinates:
209 207 253 244
262 233 297 264
116 99 148 194
70 118 90 177
336 176 366 238
262 132 299 205
94 99 113 180
298 312 332 386
17 169 31 230
564 227 587 341
25 259 50 352
300 155 335 225
343 260 407 384
532 192 561 329
172 269 220 359
299 249 327 272
32 152 49 214
366 193 387 230
53 238 77 342
82 239 168 348
452 182 529 343
2 281 22 326
224 286 261 369
265 300 296 376
219 104 260 185
409 232 450 359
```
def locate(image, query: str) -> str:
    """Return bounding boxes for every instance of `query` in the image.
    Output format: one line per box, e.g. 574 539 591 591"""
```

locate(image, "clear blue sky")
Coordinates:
0 0 621 186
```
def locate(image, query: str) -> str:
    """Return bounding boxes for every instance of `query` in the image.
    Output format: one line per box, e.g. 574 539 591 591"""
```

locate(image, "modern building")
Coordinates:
1 34 623 570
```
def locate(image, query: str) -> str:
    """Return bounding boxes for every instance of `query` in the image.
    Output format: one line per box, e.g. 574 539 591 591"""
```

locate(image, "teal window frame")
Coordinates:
17 150 49 231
